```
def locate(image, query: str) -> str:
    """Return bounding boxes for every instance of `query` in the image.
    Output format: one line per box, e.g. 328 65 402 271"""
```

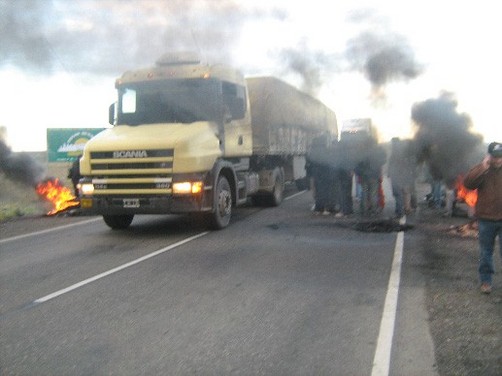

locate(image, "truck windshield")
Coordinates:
116 79 222 125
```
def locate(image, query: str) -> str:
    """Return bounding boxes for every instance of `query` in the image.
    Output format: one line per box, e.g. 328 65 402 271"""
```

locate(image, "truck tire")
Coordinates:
268 168 284 207
207 175 232 230
103 214 134 230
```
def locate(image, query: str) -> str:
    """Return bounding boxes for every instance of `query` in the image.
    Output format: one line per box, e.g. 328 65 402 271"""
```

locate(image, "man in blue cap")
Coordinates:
464 142 502 294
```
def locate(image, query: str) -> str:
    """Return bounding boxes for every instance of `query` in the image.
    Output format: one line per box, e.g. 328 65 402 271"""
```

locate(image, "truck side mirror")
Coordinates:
109 103 116 125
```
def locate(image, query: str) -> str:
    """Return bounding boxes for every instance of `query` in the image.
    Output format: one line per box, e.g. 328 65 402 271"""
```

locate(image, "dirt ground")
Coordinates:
415 203 502 376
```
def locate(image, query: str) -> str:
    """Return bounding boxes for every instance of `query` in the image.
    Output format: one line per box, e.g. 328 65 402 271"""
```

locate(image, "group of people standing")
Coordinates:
306 133 387 217
307 134 502 295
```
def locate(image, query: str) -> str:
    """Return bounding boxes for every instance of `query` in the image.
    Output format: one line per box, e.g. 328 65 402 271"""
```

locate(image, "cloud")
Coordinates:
0 0 285 75
0 0 56 73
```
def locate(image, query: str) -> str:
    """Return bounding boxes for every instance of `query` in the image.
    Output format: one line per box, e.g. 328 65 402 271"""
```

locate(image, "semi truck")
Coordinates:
340 118 377 141
79 52 337 229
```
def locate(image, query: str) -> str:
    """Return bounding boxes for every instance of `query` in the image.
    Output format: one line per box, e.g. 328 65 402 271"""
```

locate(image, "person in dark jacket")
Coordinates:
68 158 82 197
354 137 387 215
388 138 416 217
463 142 502 294
335 139 356 216
307 134 334 214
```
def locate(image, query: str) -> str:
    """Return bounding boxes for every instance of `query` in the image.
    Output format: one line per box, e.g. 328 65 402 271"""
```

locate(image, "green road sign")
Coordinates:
47 128 106 162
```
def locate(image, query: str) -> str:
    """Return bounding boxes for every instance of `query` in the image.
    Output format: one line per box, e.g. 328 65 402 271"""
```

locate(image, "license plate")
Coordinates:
80 198 93 208
123 199 140 208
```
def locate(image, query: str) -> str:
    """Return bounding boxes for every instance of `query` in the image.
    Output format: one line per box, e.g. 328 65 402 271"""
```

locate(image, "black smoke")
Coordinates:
0 139 46 186
411 92 483 185
1 1 420 99
365 45 422 88
274 8 423 102
278 46 334 97
345 32 422 97
0 0 286 75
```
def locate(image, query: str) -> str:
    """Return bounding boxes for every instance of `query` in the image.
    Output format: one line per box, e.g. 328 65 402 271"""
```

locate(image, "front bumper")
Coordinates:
79 194 212 216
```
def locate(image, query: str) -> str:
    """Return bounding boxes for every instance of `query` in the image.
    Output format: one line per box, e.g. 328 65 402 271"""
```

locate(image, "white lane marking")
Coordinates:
284 190 306 201
0 218 101 244
33 231 209 305
28 189 301 305
371 230 404 376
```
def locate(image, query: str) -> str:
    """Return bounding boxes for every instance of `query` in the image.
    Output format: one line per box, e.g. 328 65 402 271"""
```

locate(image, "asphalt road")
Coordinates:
0 186 437 375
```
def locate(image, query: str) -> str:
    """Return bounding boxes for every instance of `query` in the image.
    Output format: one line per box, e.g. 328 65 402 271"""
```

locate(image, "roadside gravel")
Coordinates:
415 205 501 376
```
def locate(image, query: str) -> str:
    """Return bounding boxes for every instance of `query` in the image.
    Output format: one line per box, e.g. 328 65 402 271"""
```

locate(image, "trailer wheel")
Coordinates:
207 175 232 230
103 214 134 230
268 168 284 206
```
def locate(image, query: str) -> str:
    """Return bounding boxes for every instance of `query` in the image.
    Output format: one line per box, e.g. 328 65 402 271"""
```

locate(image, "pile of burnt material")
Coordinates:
354 219 414 233
448 220 478 238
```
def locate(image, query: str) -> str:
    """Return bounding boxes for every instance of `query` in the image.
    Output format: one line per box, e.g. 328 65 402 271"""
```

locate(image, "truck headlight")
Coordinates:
80 183 95 195
172 181 203 194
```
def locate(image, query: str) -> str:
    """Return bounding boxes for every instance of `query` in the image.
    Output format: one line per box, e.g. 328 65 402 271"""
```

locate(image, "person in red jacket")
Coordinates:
463 142 502 294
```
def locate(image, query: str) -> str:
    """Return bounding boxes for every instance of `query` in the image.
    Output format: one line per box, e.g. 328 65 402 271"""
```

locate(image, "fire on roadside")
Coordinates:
36 178 79 215
455 175 477 207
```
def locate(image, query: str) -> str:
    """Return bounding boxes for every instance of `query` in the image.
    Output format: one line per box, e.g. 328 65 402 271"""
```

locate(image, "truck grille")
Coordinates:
91 162 172 170
88 149 174 194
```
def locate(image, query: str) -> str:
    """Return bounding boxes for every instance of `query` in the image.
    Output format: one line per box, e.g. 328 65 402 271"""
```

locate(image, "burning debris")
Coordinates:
448 221 479 238
354 219 413 233
455 175 477 208
1 136 81 217
35 178 79 216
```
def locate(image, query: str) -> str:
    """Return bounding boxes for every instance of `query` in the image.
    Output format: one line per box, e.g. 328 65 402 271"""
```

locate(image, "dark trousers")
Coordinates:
339 171 353 214
478 219 502 284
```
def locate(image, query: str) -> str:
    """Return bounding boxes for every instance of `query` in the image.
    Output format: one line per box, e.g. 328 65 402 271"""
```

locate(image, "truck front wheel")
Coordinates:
207 175 232 230
103 214 134 230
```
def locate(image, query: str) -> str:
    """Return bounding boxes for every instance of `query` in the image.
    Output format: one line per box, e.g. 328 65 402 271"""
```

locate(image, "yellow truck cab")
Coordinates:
79 53 337 230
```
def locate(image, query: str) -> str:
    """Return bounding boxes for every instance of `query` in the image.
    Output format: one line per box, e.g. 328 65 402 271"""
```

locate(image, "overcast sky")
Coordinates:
0 0 499 151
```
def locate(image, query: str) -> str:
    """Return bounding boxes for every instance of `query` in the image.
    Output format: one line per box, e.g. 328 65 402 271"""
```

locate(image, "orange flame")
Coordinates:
455 175 477 207
36 178 79 215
